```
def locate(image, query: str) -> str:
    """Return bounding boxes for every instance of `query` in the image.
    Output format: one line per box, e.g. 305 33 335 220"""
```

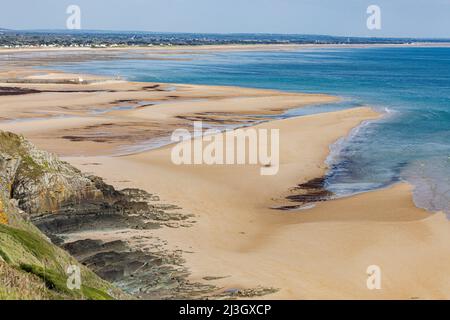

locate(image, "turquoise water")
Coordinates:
55 47 450 213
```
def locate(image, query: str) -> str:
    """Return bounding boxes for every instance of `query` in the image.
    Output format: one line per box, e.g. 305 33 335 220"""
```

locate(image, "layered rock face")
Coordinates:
0 131 124 300
0 131 163 236
0 131 110 215
0 131 277 299
0 131 198 299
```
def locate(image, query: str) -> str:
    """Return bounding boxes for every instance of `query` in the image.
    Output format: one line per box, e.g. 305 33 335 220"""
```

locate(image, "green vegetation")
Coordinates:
0 131 126 300
0 224 55 262
0 247 11 263
19 264 113 300
0 223 118 300
20 155 45 180
0 262 52 300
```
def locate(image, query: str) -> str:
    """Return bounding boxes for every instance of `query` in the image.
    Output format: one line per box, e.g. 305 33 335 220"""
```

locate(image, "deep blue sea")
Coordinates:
55 47 450 213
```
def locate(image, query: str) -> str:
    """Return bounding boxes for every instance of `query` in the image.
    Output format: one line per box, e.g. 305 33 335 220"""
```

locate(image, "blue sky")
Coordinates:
1 0 449 38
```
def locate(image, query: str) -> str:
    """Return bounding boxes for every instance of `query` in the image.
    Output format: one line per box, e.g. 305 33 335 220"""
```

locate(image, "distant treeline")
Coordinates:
0 30 448 47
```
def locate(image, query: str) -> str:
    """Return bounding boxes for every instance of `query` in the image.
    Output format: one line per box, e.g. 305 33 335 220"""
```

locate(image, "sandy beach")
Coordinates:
1 60 450 299
65 110 450 299
0 68 337 156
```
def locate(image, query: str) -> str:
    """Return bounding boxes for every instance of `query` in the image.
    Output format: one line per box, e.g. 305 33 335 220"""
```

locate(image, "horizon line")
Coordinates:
2 28 450 41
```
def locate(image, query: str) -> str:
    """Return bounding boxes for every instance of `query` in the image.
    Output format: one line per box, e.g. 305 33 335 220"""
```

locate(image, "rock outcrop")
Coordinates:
0 131 198 299
0 131 126 299
0 131 112 215
0 131 275 300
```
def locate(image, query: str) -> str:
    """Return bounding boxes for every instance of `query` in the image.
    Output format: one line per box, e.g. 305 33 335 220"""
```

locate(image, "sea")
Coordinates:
53 46 450 213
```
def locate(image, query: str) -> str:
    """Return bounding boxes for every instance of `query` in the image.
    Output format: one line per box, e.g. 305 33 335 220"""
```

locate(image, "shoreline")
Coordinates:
1 57 450 298
64 107 450 299
2 42 450 54
0 68 339 157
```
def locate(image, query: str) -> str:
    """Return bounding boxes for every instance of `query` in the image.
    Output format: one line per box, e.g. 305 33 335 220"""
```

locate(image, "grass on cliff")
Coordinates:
0 222 118 300
0 131 125 299
19 264 113 300
0 261 52 300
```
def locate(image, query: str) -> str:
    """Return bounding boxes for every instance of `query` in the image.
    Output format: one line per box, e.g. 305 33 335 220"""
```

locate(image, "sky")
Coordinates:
1 0 449 38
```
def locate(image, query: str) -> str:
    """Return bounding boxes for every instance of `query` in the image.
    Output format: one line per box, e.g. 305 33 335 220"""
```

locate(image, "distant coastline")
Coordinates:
1 30 450 49
2 42 450 54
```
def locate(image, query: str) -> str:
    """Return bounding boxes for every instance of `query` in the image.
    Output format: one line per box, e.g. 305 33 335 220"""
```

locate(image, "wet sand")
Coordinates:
0 70 337 156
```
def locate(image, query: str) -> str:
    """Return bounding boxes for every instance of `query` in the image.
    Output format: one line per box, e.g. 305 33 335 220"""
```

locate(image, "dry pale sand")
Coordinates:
65 107 450 300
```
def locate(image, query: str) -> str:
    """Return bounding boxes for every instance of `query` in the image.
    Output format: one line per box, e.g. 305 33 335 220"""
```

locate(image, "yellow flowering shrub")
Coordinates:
0 200 8 225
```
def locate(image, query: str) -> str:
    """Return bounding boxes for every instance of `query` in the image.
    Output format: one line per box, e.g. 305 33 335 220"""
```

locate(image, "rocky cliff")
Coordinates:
0 131 275 300
0 131 201 299
0 131 115 215
0 131 127 299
